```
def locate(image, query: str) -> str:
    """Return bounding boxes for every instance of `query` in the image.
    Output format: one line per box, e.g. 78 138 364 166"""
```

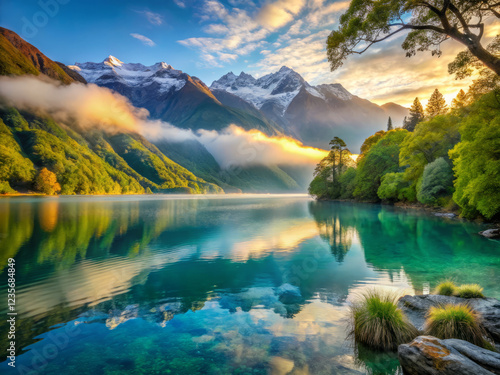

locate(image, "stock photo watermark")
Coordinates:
6 258 16 368
21 0 70 39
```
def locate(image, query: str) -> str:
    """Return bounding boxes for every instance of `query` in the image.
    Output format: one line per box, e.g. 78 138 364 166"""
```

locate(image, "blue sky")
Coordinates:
1 0 480 105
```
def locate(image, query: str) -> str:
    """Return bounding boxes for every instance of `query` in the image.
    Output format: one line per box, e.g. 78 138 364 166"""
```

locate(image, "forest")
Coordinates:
309 82 500 220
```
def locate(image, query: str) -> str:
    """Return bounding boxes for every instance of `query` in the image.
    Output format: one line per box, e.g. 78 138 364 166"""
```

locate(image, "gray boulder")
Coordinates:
480 229 500 239
399 294 500 343
398 336 500 375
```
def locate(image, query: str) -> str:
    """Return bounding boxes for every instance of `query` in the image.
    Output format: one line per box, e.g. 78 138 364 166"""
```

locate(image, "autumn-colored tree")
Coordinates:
34 168 61 195
403 98 424 132
426 89 448 118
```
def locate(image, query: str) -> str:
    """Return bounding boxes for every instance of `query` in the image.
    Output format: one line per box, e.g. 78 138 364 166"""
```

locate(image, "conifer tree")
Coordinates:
387 117 393 131
403 98 424 132
426 89 448 118
451 89 469 110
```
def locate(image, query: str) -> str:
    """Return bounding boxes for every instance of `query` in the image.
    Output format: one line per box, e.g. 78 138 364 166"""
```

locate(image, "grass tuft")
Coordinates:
455 284 485 298
434 280 457 296
348 290 419 351
425 304 490 348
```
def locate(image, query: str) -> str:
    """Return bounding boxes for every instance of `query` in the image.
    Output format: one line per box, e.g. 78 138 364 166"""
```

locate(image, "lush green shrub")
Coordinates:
348 290 419 351
425 304 490 348
417 157 454 205
353 130 408 202
339 167 357 199
434 281 457 296
455 284 485 299
449 93 500 219
377 172 412 201
0 180 15 194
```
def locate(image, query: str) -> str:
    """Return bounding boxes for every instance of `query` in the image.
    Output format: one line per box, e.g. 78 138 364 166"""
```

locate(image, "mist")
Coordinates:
0 76 327 168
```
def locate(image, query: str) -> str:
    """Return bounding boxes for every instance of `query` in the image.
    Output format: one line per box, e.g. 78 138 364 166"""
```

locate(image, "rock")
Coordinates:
434 213 457 218
398 336 497 375
480 229 500 239
446 339 500 374
399 294 500 343
276 283 302 304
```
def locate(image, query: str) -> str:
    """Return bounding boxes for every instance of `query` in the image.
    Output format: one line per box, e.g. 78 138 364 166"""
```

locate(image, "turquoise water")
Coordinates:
0 195 499 374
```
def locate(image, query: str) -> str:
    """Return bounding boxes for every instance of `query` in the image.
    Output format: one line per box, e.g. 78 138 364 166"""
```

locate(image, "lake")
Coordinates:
0 195 499 374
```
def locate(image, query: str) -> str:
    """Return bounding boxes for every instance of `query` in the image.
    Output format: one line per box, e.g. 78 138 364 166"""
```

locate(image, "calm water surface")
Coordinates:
0 195 499 374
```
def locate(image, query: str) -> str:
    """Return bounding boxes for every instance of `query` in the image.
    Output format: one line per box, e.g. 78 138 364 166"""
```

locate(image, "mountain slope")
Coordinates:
0 27 85 84
211 68 409 152
0 107 222 194
71 57 283 135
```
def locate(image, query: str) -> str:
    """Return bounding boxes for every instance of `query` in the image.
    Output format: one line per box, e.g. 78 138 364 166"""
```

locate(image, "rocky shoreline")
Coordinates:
397 294 500 374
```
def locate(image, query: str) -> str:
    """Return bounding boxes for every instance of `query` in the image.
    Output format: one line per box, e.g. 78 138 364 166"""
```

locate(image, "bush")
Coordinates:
434 281 457 296
425 304 490 348
348 290 419 351
455 284 485 299
417 157 454 205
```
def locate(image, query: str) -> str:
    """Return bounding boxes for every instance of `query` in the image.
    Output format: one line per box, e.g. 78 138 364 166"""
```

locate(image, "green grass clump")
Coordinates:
434 281 457 296
425 304 490 348
348 290 419 351
455 284 485 298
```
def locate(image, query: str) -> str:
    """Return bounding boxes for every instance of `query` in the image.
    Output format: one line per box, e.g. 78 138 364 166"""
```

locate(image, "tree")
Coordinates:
403 98 424 131
378 172 411 202
426 89 448 118
326 1 500 76
359 130 385 159
449 92 500 219
309 136 355 199
451 89 469 110
35 168 61 195
353 129 408 201
387 117 393 131
417 157 454 205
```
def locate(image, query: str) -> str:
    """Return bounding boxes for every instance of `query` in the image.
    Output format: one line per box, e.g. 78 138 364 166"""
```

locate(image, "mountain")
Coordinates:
211 68 408 151
70 56 282 135
0 27 85 84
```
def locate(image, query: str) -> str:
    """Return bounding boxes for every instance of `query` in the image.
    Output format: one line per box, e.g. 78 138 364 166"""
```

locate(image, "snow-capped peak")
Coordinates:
103 55 123 67
70 56 186 93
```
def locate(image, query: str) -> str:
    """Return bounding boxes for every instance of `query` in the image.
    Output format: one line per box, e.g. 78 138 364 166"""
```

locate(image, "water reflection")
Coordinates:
0 196 498 374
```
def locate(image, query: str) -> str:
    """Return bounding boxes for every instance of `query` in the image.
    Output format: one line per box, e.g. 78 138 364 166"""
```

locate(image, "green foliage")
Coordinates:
354 130 408 201
326 1 500 76
0 118 35 191
403 98 424 132
339 167 357 199
417 157 454 205
449 93 500 219
377 172 411 202
0 33 40 77
399 115 460 199
434 281 457 296
359 131 385 159
0 107 224 195
0 180 15 194
309 136 355 199
348 290 418 351
451 89 469 111
426 89 448 118
425 304 490 348
455 284 485 299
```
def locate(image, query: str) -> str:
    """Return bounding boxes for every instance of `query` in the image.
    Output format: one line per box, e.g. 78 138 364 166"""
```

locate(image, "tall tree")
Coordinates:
426 89 448 118
403 98 424 132
326 1 500 76
387 117 393 131
451 89 469 110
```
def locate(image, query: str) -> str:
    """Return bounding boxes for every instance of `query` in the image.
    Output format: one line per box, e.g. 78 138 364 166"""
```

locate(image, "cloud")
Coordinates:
173 0 186 8
257 0 306 29
136 10 163 25
130 33 156 47
0 76 147 133
0 76 327 169
196 125 327 168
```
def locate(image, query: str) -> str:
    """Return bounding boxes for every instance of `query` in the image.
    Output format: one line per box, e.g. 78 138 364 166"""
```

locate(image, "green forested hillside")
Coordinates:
309 91 500 220
0 107 223 195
